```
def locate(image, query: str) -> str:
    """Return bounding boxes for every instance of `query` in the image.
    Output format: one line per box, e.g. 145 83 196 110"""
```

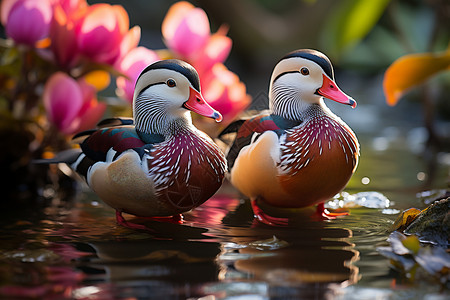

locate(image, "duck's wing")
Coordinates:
78 126 146 162
222 115 275 170
73 126 165 178
223 114 303 170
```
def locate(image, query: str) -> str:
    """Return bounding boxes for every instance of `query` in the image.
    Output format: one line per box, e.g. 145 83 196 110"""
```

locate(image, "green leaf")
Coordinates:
321 0 391 59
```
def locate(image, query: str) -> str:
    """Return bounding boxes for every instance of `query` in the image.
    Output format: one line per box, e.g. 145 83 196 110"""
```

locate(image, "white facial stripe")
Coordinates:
133 69 193 102
269 57 330 120
269 57 324 92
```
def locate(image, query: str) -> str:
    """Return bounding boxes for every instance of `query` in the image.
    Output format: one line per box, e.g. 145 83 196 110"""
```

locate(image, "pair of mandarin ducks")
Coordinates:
44 49 359 228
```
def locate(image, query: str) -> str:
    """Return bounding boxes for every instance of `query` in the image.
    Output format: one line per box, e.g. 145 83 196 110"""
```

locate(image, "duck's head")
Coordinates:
133 59 222 134
269 49 356 120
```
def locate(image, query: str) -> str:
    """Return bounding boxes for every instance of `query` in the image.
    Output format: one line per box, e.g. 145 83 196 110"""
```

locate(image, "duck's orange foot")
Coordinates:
251 200 289 226
316 202 349 220
115 211 184 231
145 214 184 224
115 211 154 231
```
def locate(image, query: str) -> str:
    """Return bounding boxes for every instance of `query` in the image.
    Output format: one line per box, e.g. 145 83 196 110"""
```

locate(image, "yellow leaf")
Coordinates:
383 48 450 106
83 70 111 91
401 235 420 255
390 207 422 232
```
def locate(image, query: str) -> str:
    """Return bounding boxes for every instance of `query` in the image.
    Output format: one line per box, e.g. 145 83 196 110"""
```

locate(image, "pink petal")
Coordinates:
68 101 106 134
112 4 129 36
43 72 83 133
77 4 123 62
161 1 195 41
116 46 160 102
1 0 19 25
50 4 79 68
195 33 232 75
5 0 52 45
57 0 87 17
165 7 210 58
202 64 251 123
114 25 141 69
64 79 106 133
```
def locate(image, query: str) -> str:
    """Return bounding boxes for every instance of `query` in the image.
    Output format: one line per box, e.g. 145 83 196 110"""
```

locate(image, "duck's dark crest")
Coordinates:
280 49 334 80
137 59 201 91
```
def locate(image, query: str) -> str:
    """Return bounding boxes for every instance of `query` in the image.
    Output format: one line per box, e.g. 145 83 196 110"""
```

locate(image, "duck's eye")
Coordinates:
166 79 176 87
300 67 309 76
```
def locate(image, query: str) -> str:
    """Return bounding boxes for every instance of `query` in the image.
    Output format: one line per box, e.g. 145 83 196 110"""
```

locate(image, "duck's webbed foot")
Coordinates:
115 211 184 231
115 210 154 231
144 214 184 224
315 202 349 220
251 199 289 226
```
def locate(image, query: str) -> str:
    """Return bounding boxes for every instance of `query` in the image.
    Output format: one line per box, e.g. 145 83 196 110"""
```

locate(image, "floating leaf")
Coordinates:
378 231 450 282
415 247 450 281
401 235 420 255
387 231 414 255
383 48 450 106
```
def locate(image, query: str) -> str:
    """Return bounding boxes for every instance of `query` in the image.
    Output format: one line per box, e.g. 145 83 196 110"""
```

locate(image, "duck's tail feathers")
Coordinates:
32 148 82 165
218 109 270 140
97 117 134 128
218 119 246 139
72 129 97 144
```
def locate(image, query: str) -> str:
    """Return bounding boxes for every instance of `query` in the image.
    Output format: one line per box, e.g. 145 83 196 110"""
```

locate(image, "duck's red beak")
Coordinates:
317 74 357 108
183 87 223 122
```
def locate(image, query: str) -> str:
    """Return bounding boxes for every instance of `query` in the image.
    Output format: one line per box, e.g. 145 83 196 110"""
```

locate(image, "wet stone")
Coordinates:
404 198 450 247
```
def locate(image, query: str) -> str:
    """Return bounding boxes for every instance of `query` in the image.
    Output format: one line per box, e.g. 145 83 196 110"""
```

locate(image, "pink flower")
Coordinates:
161 1 232 70
1 0 53 46
195 30 232 78
68 78 107 133
162 1 210 59
51 0 87 16
43 72 106 134
76 3 139 65
49 3 81 68
202 64 251 124
115 47 160 102
161 1 248 128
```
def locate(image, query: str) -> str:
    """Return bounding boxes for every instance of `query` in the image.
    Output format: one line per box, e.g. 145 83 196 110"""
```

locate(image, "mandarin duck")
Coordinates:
220 49 359 224
43 59 227 230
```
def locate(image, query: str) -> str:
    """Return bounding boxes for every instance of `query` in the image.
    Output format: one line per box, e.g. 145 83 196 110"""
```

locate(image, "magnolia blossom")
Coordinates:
43 72 106 134
1 0 53 46
203 64 252 123
162 1 250 125
52 0 88 15
162 1 210 59
49 2 82 68
77 3 139 65
162 1 232 76
115 46 160 102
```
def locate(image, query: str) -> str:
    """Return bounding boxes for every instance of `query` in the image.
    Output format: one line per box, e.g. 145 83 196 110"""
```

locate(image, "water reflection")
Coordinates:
89 239 221 281
1 177 447 299
0 191 365 299
191 196 360 299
